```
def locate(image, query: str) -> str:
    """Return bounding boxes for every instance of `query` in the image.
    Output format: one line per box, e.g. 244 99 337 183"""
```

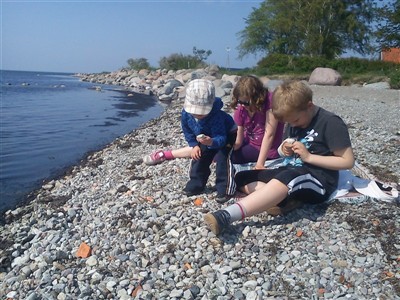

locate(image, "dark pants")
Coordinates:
184 132 236 196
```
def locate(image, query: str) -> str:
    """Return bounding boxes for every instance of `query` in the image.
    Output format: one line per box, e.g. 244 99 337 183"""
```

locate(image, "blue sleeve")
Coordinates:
181 110 198 147
208 113 228 149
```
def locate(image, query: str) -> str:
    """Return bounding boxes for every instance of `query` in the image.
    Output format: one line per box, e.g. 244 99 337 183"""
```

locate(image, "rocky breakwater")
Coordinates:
1 71 399 299
77 64 394 102
76 65 241 102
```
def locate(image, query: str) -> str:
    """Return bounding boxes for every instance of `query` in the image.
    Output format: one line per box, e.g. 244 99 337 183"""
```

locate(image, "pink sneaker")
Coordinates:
143 150 166 165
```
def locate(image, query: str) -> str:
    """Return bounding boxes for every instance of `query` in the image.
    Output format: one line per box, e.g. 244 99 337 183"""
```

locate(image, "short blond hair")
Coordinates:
272 81 313 121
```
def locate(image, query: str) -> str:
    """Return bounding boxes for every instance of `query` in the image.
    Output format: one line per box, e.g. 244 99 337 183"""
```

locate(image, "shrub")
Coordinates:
257 54 293 74
389 69 400 89
335 57 369 73
258 54 332 74
127 58 150 70
368 60 398 75
254 54 399 87
159 53 204 70
293 56 329 73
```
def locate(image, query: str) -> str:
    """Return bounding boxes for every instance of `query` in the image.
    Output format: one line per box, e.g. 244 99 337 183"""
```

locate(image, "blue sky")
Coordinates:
1 0 264 73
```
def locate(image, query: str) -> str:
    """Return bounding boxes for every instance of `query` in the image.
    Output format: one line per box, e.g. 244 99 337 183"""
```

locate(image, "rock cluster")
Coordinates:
76 65 242 102
1 75 399 299
77 65 393 100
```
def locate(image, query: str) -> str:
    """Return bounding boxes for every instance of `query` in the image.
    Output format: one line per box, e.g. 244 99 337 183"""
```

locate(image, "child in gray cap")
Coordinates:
143 79 237 202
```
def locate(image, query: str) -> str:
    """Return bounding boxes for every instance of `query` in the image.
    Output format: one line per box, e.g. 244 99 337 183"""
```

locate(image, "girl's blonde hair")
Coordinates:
272 81 313 121
230 75 267 111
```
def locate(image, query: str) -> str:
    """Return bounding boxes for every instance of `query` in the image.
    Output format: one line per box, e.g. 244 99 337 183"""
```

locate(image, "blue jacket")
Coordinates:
181 97 235 149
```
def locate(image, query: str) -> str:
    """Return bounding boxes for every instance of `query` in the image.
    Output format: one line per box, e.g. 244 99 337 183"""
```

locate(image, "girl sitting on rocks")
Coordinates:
230 75 284 169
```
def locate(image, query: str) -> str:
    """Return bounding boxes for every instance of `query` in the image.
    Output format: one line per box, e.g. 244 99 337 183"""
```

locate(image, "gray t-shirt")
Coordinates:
283 106 352 194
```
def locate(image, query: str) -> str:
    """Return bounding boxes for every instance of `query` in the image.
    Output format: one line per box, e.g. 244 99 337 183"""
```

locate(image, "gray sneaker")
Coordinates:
204 210 231 235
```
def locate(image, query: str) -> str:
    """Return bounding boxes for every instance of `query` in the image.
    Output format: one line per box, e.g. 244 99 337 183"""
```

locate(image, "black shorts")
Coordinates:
235 166 331 203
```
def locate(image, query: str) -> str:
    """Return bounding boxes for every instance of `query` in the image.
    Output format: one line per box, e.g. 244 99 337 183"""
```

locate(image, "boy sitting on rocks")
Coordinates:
204 80 355 235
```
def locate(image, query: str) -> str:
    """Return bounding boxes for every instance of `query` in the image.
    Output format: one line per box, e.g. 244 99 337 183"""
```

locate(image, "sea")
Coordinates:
0 70 165 213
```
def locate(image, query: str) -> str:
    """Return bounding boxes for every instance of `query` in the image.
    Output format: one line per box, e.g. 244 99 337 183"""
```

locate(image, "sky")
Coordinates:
1 0 265 73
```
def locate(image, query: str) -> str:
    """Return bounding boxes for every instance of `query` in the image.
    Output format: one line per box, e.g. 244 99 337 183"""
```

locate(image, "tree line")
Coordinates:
238 0 399 60
126 0 399 71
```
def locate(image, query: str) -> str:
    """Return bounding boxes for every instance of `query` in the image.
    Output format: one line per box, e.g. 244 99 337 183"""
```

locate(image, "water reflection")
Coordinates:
111 89 160 119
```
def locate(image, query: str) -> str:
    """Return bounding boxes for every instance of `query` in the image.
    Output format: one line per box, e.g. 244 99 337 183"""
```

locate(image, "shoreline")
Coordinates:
1 78 399 298
0 85 165 216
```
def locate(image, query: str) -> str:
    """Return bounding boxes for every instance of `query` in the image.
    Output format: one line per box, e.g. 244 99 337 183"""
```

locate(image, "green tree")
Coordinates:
192 47 212 61
159 53 203 70
376 0 400 49
237 0 376 59
127 57 150 70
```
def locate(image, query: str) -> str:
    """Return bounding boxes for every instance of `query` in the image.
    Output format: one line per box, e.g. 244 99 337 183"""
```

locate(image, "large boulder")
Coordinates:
221 74 240 87
191 70 208 80
309 67 342 86
215 86 227 98
206 64 220 76
158 79 183 96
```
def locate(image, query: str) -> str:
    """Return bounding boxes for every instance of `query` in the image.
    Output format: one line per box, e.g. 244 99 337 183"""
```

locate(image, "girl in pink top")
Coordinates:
230 75 284 169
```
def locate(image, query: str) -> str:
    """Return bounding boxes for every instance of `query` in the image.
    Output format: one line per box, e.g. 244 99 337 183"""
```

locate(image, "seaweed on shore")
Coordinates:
363 163 399 187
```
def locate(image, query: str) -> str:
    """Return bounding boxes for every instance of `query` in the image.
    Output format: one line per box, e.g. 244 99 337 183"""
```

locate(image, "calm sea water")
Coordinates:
0 70 164 213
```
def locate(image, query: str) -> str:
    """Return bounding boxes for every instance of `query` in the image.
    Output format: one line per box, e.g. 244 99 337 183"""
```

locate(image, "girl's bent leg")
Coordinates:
231 143 260 164
171 146 193 159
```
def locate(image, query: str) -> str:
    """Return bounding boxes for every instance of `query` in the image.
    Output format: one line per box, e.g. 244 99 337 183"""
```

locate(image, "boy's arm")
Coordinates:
294 144 355 170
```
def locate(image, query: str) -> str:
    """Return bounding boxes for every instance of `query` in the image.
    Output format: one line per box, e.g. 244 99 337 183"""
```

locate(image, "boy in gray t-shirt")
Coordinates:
204 80 354 235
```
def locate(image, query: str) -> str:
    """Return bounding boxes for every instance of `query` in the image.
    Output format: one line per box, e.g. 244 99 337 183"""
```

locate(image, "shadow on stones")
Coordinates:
219 202 330 244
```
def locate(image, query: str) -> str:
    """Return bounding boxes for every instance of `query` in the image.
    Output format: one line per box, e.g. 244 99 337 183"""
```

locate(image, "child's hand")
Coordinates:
191 146 202 160
196 134 206 142
254 164 266 170
291 142 310 161
282 138 296 156
197 135 212 146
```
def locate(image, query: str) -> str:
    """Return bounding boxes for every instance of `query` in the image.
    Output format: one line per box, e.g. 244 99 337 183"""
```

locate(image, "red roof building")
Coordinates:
381 48 400 64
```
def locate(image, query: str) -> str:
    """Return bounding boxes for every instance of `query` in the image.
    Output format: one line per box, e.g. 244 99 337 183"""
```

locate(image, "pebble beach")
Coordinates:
1 80 399 299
